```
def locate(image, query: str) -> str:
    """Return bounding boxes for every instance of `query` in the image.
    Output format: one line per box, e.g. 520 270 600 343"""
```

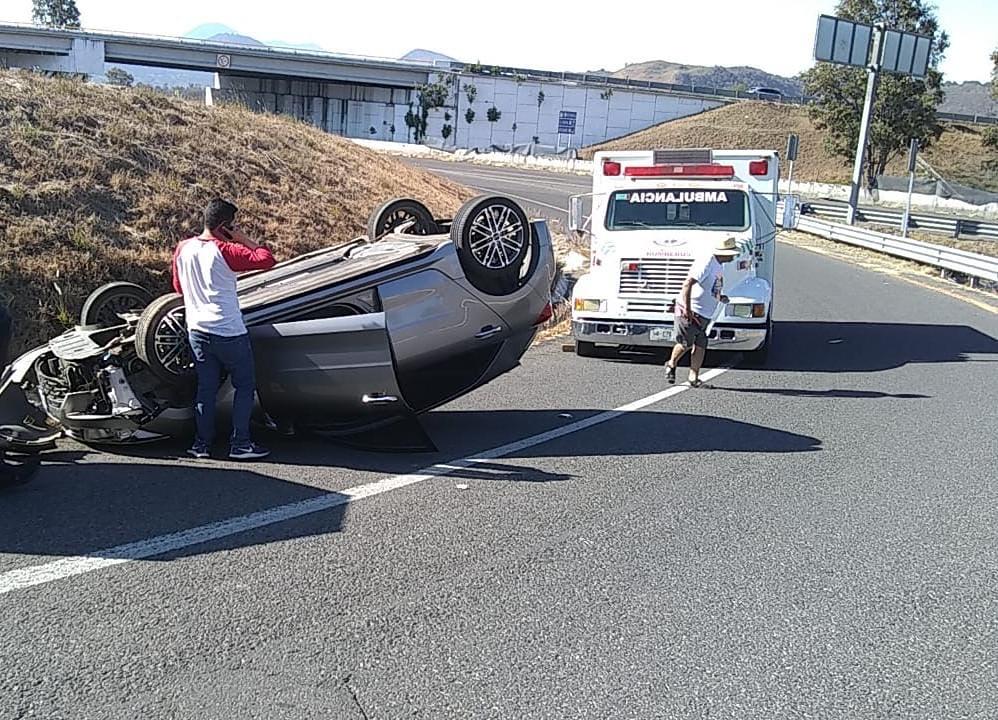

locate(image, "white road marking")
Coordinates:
0 366 730 596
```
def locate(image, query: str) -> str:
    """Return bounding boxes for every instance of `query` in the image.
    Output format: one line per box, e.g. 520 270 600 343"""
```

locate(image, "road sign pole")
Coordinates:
901 138 918 238
846 26 883 226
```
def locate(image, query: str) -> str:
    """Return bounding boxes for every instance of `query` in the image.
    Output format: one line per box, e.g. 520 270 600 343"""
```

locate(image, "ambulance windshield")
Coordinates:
605 188 749 231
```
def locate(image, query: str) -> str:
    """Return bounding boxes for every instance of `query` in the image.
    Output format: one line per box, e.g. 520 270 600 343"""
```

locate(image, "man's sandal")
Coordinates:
665 365 676 384
688 378 705 388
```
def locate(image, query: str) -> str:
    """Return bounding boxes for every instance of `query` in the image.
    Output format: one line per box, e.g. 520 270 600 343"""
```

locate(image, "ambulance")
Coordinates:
568 148 790 363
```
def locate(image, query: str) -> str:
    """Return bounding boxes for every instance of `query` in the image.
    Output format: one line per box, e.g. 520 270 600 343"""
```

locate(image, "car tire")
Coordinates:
134 294 195 384
80 282 153 328
451 195 531 295
367 198 439 240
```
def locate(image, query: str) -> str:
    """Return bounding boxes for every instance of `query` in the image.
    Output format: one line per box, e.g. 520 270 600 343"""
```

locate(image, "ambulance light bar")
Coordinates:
623 164 735 178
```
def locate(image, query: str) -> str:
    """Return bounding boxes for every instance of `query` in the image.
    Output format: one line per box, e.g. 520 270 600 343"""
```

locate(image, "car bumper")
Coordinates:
572 319 767 352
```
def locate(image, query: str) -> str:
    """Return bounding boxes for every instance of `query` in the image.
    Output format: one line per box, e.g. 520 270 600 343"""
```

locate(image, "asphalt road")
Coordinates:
1 160 997 720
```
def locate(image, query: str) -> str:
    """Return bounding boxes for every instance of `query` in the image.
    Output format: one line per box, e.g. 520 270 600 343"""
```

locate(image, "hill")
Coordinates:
610 60 804 97
939 81 998 117
609 61 996 116
0 70 472 353
582 103 998 192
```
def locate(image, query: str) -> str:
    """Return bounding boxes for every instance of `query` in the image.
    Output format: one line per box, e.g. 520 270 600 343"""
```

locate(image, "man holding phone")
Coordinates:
171 198 276 460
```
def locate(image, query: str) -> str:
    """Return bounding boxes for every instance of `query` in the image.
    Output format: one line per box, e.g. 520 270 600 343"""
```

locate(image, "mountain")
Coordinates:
184 23 236 40
611 60 805 96
939 81 998 117
402 49 460 66
204 32 266 47
611 60 998 116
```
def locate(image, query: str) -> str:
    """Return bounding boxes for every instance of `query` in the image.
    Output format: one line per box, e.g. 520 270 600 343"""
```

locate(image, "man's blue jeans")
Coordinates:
188 330 256 448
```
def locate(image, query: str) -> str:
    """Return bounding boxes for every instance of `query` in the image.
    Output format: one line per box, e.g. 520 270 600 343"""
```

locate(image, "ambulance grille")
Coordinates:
618 258 693 297
626 299 671 314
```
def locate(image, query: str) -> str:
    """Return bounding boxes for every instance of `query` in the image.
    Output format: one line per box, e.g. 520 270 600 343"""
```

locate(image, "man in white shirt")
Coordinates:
172 199 276 460
665 236 739 387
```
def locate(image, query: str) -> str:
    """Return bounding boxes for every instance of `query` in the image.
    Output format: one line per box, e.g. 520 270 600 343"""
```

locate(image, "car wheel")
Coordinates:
80 282 153 327
367 198 439 240
134 294 195 384
451 195 531 294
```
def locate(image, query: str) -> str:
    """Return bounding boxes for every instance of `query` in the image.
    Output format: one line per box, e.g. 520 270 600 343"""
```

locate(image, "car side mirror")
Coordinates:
568 195 585 235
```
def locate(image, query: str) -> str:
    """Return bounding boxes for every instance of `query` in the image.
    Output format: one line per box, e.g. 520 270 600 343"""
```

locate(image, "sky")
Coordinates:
2 0 995 82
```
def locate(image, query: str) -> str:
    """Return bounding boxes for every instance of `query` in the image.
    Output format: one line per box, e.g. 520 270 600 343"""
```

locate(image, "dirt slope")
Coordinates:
0 71 473 353
582 103 998 191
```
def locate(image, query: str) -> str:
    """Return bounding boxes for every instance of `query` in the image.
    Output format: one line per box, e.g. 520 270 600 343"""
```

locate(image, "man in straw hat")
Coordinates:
665 236 739 387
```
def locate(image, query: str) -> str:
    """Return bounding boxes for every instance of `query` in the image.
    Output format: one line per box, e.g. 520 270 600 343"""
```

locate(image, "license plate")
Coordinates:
649 327 672 341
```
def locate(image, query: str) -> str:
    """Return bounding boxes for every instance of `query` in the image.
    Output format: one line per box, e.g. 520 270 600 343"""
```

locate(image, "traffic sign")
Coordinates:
558 111 577 135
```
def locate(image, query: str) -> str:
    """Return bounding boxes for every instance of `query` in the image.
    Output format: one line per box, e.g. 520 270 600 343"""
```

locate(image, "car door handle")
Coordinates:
362 393 399 404
475 325 503 339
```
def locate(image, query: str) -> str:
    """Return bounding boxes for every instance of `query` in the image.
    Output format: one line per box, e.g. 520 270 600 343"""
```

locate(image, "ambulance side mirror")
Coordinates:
568 195 585 235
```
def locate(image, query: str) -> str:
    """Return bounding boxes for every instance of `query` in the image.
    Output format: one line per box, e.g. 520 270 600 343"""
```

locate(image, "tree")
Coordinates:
984 49 998 151
486 106 501 146
409 78 451 143
464 108 475 125
441 124 453 142
801 0 949 190
105 67 134 87
32 0 81 29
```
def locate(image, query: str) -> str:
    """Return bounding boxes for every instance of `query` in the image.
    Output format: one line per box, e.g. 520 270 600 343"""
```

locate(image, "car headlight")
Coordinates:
574 298 606 312
729 303 766 318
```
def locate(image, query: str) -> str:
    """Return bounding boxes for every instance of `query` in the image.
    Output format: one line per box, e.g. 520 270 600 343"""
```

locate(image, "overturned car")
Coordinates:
0 195 555 452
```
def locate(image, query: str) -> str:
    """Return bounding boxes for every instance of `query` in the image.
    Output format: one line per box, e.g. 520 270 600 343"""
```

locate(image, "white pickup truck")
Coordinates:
568 147 788 364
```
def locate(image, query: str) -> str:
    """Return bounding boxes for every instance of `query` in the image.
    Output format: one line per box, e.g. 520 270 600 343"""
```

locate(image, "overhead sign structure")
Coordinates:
813 14 935 224
814 15 874 68
813 14 932 77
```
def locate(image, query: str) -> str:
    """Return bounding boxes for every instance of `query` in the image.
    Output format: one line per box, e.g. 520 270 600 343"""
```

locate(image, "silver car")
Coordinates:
0 195 555 453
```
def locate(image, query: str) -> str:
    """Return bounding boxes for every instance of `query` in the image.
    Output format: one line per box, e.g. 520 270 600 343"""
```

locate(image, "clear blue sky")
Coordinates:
2 0 995 82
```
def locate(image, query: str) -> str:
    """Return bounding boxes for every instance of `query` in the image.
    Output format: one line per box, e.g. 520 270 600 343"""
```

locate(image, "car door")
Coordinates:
377 268 509 412
249 311 410 433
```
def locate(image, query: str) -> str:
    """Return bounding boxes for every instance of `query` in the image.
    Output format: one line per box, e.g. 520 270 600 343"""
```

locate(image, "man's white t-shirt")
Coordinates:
678 254 723 318
171 237 276 337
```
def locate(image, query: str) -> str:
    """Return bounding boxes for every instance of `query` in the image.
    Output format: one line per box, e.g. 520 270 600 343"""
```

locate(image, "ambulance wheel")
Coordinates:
135 294 195 384
80 282 153 328
367 198 439 240
575 341 598 357
743 315 773 366
452 195 531 295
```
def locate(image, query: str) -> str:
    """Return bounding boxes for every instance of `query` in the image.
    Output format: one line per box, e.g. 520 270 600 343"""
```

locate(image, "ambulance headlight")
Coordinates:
729 303 766 318
574 298 606 312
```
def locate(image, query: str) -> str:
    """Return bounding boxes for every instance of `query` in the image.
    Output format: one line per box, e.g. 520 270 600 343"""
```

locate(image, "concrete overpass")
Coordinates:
0 23 724 148
0 23 434 87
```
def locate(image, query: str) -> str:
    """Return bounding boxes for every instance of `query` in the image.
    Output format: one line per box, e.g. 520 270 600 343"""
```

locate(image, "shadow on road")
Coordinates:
0 410 820 562
759 321 998 373
718 388 929 399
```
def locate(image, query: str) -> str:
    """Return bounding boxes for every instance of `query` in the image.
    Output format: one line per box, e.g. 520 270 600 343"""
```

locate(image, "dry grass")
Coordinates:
0 70 474 354
582 103 998 192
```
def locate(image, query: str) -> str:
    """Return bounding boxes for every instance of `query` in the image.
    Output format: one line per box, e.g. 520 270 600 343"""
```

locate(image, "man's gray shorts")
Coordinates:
673 312 709 349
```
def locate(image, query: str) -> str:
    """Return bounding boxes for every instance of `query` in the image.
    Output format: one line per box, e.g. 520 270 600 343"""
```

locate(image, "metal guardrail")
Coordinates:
779 205 998 282
801 201 998 240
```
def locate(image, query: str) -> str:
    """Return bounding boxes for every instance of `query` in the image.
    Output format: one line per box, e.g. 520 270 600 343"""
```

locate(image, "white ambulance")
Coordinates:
568 148 787 363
